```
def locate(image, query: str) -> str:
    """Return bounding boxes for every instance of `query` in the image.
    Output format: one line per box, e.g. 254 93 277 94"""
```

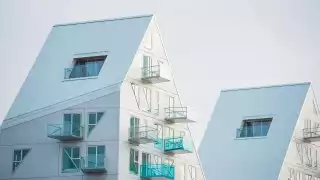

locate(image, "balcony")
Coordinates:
236 125 270 138
64 64 100 79
128 126 157 145
302 128 320 142
81 155 107 174
141 65 170 84
155 137 193 155
47 123 83 141
140 164 174 180
164 107 195 123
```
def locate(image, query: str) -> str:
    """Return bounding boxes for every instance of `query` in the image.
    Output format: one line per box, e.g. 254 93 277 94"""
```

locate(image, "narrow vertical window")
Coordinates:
188 165 196 180
129 148 139 174
131 83 140 108
143 87 152 112
63 113 82 137
12 149 30 172
153 91 160 115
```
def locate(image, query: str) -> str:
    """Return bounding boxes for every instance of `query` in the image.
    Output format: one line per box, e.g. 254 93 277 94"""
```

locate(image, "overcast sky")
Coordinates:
1 0 320 146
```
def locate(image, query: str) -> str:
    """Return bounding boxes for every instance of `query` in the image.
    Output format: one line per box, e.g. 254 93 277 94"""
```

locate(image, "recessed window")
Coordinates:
12 149 30 172
65 55 107 79
237 118 272 138
62 147 80 172
129 148 139 175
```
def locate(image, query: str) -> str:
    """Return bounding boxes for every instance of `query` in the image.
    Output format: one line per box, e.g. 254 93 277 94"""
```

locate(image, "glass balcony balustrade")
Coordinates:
155 137 193 154
164 107 195 123
81 154 107 173
236 125 270 138
141 65 170 84
64 64 101 79
128 126 157 145
47 123 84 141
140 164 175 180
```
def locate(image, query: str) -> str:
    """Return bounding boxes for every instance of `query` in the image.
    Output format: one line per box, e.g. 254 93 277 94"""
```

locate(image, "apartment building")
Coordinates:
0 14 204 180
199 82 320 180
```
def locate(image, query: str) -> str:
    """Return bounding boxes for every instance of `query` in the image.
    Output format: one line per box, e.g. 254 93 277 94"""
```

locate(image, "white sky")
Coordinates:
1 0 320 146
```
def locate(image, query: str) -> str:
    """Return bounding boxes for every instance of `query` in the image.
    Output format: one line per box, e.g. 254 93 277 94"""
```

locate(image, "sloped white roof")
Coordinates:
5 14 153 120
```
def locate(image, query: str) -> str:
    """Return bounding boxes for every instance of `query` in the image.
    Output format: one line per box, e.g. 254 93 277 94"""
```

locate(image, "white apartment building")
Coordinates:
0 14 205 180
199 82 320 180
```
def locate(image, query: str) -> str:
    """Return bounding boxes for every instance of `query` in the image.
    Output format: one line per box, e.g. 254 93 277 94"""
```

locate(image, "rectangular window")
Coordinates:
142 152 151 165
131 83 140 108
63 113 81 136
143 87 152 112
12 149 30 172
153 91 160 115
62 147 80 172
238 118 272 138
88 112 104 135
65 55 107 79
130 148 139 174
188 165 196 180
87 146 105 168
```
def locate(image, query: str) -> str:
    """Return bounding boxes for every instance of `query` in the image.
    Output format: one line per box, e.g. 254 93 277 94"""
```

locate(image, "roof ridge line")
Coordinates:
54 14 154 27
221 82 311 93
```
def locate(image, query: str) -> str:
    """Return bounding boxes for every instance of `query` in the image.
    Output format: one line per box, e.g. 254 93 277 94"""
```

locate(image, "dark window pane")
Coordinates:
97 146 105 155
89 113 96 124
97 112 104 122
88 147 96 155
12 162 20 172
22 149 30 159
72 148 80 158
13 150 21 161
253 121 262 137
64 114 72 124
88 125 95 134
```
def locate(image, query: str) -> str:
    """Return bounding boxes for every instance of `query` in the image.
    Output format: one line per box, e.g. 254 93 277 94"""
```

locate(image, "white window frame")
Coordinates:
188 165 196 180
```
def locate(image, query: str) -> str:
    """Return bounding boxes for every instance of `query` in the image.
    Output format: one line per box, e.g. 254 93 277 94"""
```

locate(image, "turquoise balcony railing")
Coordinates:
81 154 107 173
140 164 175 180
128 126 157 145
164 107 195 123
141 65 170 84
47 123 83 141
155 137 193 154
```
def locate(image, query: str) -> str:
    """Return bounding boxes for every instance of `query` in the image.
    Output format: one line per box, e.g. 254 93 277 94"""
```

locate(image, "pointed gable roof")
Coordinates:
5 14 153 121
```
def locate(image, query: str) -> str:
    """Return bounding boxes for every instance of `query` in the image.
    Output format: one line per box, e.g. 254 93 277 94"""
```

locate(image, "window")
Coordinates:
143 87 152 112
313 100 318 115
142 152 151 165
88 112 104 135
64 113 81 136
131 83 140 108
153 91 160 115
65 55 106 79
237 118 272 138
87 146 105 168
12 149 30 172
62 147 80 172
130 148 139 174
188 165 196 180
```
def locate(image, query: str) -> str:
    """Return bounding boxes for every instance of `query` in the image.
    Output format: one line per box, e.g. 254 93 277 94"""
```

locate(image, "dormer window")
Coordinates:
65 55 107 79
